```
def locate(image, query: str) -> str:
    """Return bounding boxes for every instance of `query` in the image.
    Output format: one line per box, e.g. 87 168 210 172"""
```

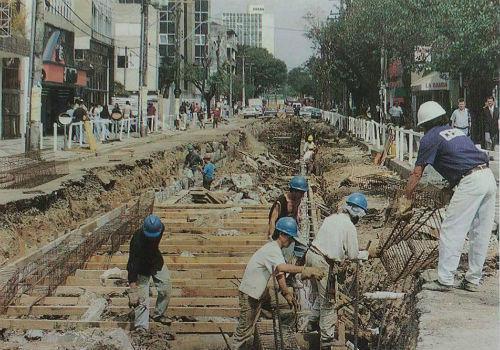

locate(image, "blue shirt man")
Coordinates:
415 125 489 186
203 162 215 180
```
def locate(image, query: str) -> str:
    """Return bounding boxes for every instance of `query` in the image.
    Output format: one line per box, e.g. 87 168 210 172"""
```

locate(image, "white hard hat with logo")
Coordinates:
417 101 446 126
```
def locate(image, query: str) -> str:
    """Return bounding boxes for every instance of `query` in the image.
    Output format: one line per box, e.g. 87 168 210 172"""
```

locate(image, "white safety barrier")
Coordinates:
322 110 424 167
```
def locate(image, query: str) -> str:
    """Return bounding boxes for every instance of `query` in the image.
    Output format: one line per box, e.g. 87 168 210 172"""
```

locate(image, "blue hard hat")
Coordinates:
275 217 299 238
289 176 308 192
293 242 308 258
143 214 163 238
346 192 368 212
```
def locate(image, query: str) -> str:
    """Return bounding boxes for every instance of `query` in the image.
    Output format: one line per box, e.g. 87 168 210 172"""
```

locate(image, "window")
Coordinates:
117 55 127 68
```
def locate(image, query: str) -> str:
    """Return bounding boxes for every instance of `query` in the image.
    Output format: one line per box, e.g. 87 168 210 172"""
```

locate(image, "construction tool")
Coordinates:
219 327 232 350
272 268 285 350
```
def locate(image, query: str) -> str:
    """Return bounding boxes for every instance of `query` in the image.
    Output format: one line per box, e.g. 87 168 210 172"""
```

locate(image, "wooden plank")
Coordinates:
7 305 239 318
66 276 240 288
84 262 247 270
54 286 239 298
101 245 259 253
28 296 239 307
74 269 244 280
156 213 269 219
88 255 249 264
164 227 265 234
0 318 239 333
155 203 269 209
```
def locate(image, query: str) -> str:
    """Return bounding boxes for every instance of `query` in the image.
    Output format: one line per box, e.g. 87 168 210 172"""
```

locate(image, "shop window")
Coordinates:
117 55 127 68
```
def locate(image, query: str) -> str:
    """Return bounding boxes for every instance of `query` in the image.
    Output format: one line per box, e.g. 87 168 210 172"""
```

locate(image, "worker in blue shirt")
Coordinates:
202 154 216 190
397 101 496 292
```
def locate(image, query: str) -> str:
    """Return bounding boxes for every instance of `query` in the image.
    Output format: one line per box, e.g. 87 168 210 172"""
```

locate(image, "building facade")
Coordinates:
222 4 275 55
158 0 210 101
113 0 159 94
0 1 31 139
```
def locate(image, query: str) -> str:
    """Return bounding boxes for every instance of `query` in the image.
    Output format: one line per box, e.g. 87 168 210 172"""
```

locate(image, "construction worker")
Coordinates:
267 176 308 240
184 144 203 187
305 193 368 347
398 101 496 292
127 215 172 334
202 154 215 190
233 217 325 349
303 135 316 174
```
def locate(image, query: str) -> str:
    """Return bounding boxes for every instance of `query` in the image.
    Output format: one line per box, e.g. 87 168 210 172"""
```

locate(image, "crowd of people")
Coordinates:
62 99 159 144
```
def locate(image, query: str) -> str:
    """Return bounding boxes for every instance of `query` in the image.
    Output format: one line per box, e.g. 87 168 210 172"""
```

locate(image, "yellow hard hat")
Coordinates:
307 135 313 142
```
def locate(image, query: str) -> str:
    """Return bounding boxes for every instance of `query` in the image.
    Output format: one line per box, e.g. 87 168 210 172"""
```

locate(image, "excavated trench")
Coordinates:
1 117 494 349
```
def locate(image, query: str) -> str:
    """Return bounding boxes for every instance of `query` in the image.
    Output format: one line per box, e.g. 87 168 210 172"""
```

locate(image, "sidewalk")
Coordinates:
0 118 253 205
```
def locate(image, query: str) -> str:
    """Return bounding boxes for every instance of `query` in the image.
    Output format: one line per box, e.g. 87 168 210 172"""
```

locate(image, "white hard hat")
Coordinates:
417 101 446 126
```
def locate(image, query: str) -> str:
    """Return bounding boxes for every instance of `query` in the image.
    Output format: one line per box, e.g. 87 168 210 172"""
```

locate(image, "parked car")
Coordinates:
241 107 259 119
310 107 322 119
263 108 277 117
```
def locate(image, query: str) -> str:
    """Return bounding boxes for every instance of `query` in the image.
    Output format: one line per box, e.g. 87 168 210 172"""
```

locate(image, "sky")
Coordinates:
212 0 335 69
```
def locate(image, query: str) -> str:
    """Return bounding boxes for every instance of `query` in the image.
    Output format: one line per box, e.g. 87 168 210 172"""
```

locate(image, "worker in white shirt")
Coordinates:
303 135 316 174
232 217 325 350
304 192 369 347
450 98 471 136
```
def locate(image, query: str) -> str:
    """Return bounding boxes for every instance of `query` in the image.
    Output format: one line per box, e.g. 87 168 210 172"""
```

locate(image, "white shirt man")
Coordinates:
450 99 471 136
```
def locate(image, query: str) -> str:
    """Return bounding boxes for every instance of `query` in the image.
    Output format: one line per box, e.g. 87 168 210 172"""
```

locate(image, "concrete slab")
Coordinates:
416 274 499 350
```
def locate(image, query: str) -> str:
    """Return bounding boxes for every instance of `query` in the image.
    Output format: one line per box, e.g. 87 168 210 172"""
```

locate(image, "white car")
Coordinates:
241 107 259 118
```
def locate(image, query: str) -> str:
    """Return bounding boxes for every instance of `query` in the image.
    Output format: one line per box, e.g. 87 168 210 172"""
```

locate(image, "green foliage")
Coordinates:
236 46 288 97
287 66 317 98
307 0 500 111
113 81 130 97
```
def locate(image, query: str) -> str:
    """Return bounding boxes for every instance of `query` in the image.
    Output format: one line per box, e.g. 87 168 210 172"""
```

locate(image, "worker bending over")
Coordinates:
127 215 172 334
305 193 368 347
267 176 308 240
232 217 325 349
184 144 203 187
398 101 496 292
202 154 215 190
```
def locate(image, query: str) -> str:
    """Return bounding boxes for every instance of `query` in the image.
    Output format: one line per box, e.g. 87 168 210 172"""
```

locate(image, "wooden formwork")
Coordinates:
0 203 271 335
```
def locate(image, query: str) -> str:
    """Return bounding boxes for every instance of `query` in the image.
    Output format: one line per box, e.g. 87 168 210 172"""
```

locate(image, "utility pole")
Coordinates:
25 0 45 152
173 1 182 121
138 0 149 137
242 55 246 107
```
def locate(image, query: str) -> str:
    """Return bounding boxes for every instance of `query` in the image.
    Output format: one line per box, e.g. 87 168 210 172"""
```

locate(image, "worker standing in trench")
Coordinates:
304 193 369 348
267 176 309 240
303 135 317 175
184 144 203 188
232 217 325 350
398 101 496 292
127 215 173 335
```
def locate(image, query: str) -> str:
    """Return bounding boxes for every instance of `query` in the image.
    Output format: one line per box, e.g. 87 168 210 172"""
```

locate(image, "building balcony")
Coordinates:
0 2 30 57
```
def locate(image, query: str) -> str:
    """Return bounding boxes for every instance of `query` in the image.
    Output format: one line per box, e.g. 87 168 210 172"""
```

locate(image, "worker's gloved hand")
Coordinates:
282 290 298 310
357 250 369 261
395 196 412 219
301 266 326 281
128 286 140 308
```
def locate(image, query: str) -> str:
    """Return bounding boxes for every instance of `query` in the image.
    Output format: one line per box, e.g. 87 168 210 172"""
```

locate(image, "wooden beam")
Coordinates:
24 296 239 307
100 244 259 253
7 306 239 318
88 255 248 264
84 262 247 270
155 203 269 209
163 227 265 234
54 286 239 298
66 276 240 288
74 269 244 280
0 318 240 333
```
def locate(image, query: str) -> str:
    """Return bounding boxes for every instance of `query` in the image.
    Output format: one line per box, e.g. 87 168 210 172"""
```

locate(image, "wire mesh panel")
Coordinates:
0 2 11 37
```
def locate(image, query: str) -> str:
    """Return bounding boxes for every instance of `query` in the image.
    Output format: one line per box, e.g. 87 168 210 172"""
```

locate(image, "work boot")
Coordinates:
132 326 148 335
422 280 453 292
152 315 173 326
461 280 480 292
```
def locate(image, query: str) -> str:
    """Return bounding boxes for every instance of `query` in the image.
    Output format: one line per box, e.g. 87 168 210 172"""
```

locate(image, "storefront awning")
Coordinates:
411 72 449 91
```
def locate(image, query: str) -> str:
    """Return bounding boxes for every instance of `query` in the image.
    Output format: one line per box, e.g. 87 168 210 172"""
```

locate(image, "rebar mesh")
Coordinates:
255 322 301 350
0 195 153 312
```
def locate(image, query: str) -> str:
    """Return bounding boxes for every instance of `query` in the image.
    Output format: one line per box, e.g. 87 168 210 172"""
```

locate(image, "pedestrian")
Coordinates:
388 101 403 126
202 154 215 190
397 101 496 292
304 193 369 347
147 102 156 132
232 217 325 350
99 104 111 141
180 102 187 129
268 176 308 240
123 101 133 132
184 144 203 187
450 98 471 137
482 96 499 150
213 107 221 128
303 135 316 174
72 100 88 143
126 215 173 335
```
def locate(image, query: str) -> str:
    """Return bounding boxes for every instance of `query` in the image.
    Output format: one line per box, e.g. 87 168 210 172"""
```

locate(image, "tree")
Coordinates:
182 31 228 117
287 66 316 98
236 46 287 99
